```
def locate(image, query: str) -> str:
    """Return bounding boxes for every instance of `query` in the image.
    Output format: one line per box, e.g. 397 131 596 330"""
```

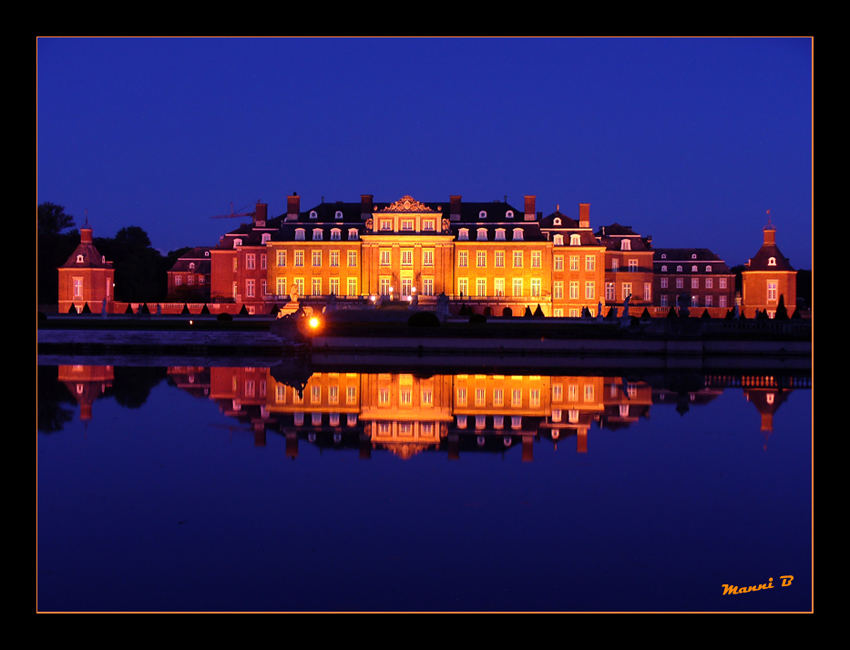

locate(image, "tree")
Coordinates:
38 202 75 236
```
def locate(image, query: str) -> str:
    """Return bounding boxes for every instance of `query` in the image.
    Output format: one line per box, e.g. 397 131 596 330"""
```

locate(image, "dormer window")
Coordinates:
189 262 195 271
205 250 210 257
570 233 581 246
331 228 341 241
261 233 271 244
423 219 435 231
380 219 392 231
477 228 488 241
621 239 631 251
295 228 305 241
313 229 323 241
676 265 683 272
554 234 564 246
706 265 713 272
661 253 667 259
479 210 487 219
309 210 318 219
554 217 562 226
76 254 84 263
513 228 524 241
692 265 698 272
768 257 777 266
661 265 667 272
458 228 469 241
691 253 697 259
335 211 343 220
495 228 506 241
348 229 359 241
506 210 514 219
234 238 242 247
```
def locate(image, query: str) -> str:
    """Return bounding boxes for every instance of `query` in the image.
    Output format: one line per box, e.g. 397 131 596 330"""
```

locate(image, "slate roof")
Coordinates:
60 236 113 269
745 228 795 271
169 247 212 273
653 248 731 272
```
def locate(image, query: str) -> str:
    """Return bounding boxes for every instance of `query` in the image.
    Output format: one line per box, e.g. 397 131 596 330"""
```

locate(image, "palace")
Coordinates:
57 192 800 318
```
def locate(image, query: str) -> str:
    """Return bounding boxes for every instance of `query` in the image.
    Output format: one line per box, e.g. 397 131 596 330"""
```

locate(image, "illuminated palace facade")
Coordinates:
207 193 682 317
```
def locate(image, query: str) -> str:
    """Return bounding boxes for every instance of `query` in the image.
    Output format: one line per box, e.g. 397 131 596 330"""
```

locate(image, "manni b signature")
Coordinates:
722 576 794 595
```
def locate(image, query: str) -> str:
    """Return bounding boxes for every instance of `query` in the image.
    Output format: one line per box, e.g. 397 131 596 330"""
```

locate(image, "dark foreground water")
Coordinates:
37 360 812 612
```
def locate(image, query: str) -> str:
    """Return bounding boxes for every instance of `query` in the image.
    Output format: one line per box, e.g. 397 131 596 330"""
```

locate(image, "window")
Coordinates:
570 234 581 246
348 229 359 241
612 259 619 273
261 254 267 269
458 251 468 268
691 295 699 307
621 239 631 251
676 278 683 289
705 295 713 307
311 278 322 296
570 255 579 271
175 276 183 286
295 228 305 241
719 295 727 308
479 210 487 219
495 251 505 268
401 249 413 266
493 388 504 406
768 257 777 266
531 251 541 268
380 219 392 231
477 228 487 241
401 219 414 231
585 281 595 300
331 228 341 241
554 255 563 271
513 278 523 297
458 228 469 241
495 228 506 241
294 251 304 267
423 277 434 296
691 277 699 289
719 277 727 289
348 278 357 296
312 251 322 267
705 277 713 289
294 278 304 296
313 229 323 241
628 259 638 273
554 281 563 299
458 278 468 296
494 278 505 296
644 283 652 302
570 281 579 300
676 265 683 272
335 210 343 220
423 219 435 231
477 278 487 297
76 255 84 264
531 278 541 298
329 278 339 295
348 251 357 267
401 277 412 296
309 210 318 219
380 249 391 266
767 281 778 301
246 279 255 298
423 249 434 267
380 277 391 295
706 265 713 272
477 251 487 267
691 265 698 273
692 253 697 259
73 277 83 298
585 255 596 271
330 251 339 267
276 277 287 295
660 294 668 307
512 389 522 407
513 228 524 241
513 251 523 268
554 234 564 246
622 283 632 301
605 283 615 301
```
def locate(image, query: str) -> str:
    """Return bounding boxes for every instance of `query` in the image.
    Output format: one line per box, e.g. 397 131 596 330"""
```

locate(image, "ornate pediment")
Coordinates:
380 195 436 213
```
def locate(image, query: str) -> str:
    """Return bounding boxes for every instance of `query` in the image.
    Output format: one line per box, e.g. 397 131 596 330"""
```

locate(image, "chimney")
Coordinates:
286 194 300 221
579 203 590 228
524 196 536 221
450 195 462 221
254 201 268 225
80 225 93 244
361 194 373 221
763 222 776 246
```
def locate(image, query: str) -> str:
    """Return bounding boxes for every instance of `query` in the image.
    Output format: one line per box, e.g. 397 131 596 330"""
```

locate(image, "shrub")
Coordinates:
469 313 487 324
408 311 440 327
217 312 233 322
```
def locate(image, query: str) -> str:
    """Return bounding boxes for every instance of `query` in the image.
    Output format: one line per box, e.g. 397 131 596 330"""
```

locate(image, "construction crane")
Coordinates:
210 202 257 220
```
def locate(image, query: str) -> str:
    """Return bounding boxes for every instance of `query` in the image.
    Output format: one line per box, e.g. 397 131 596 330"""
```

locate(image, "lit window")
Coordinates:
661 277 668 288
621 239 631 251
331 228 341 241
554 255 563 271
570 234 581 246
295 228 305 241
532 251 541 268
423 249 434 266
477 228 487 241
495 251 505 268
513 228 524 241
458 228 469 241
585 255 595 271
513 251 523 268
348 229 359 240
495 228 506 241
313 229 323 241
554 234 564 246
768 257 777 266
348 251 357 267
312 251 322 267
458 251 468 268
477 251 487 267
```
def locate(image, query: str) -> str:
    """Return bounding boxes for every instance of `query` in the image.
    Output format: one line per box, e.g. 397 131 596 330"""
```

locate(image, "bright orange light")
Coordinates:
309 317 320 329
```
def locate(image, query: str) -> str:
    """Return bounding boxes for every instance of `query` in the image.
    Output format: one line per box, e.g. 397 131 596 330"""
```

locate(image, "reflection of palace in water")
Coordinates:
52 364 810 459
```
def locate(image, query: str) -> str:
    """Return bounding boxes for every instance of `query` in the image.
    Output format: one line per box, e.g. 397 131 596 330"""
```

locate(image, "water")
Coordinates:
37 361 812 612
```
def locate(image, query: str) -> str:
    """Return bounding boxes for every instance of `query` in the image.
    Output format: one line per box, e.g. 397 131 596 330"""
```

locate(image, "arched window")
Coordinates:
621 239 631 251
348 229 359 240
479 210 487 219
313 229 323 241
554 217 562 226
706 265 712 272
554 234 564 246
295 228 305 241
335 211 343 220
495 228 506 241
331 228 341 241
570 233 581 246
676 265 683 272
768 257 777 266
458 228 469 241
309 210 318 219
477 228 487 241
76 254 84 263
661 265 667 272
513 228 524 241
692 265 698 272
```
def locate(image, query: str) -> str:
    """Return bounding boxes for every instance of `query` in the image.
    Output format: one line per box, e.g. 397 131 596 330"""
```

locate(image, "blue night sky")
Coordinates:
37 37 812 269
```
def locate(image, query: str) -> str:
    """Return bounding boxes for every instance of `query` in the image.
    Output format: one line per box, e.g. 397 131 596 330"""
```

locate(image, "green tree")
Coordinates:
38 202 79 305
38 202 75 236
